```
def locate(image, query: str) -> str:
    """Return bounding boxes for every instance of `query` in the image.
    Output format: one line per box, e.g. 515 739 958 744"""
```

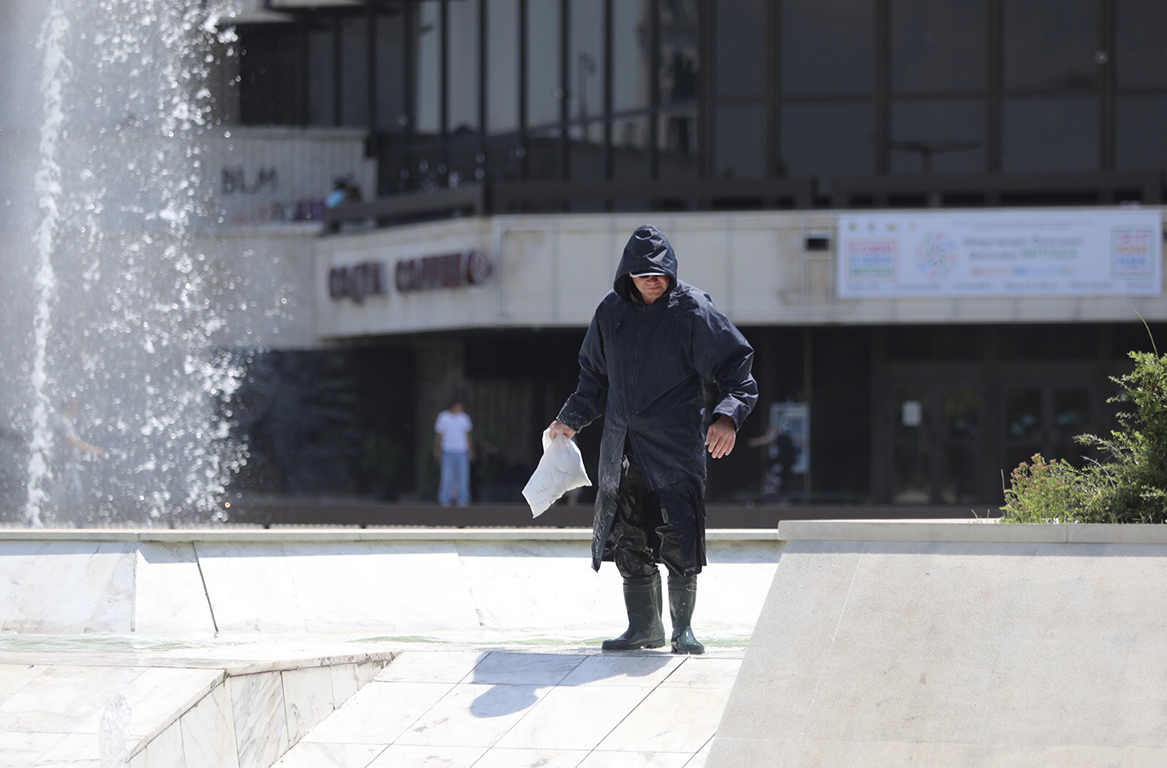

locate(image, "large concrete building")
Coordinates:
205 0 1166 511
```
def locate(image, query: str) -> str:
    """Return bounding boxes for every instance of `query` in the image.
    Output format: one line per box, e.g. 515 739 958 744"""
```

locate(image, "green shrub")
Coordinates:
1002 348 1167 524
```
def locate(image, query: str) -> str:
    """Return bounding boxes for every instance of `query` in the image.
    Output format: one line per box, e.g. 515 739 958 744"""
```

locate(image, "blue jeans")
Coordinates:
439 451 471 507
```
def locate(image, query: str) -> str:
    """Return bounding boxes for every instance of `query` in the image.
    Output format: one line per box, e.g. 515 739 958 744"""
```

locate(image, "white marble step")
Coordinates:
0 640 395 768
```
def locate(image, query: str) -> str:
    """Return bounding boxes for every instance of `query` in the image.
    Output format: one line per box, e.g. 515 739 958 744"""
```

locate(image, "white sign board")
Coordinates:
837 210 1162 298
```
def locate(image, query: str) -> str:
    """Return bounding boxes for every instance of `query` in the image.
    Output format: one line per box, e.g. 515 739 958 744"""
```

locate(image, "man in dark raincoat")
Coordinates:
548 224 757 654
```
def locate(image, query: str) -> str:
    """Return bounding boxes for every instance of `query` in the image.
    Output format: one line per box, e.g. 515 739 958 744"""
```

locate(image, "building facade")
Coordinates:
206 0 1167 511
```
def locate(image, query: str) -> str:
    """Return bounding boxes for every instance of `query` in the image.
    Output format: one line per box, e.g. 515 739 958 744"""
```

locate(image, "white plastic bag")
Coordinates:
522 429 592 517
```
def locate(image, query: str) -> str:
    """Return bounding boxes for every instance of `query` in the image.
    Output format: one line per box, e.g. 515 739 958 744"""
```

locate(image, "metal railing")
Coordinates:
322 172 1165 233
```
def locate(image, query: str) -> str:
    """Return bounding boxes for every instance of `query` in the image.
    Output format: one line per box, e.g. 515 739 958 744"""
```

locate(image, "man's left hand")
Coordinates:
706 415 737 459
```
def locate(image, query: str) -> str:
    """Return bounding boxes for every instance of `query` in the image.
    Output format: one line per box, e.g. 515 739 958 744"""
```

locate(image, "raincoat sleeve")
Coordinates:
556 312 609 432
692 305 758 429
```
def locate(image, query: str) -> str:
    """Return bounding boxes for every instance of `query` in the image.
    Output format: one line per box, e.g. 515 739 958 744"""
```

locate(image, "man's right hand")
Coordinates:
548 420 576 441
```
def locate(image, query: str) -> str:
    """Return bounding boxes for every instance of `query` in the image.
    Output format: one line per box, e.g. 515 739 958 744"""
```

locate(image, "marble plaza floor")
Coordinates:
272 646 739 768
0 635 741 768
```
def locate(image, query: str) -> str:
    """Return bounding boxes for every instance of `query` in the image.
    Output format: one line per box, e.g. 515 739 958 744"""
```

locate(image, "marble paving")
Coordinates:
274 647 741 768
0 638 742 768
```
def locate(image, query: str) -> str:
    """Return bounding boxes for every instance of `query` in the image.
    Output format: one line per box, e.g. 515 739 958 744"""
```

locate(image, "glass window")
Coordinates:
526 0 561 127
999 325 1098 359
782 0 875 97
340 17 370 127
659 108 699 180
447 0 480 133
415 2 442 136
1054 388 1090 442
943 388 979 441
570 0 605 122
375 12 407 133
525 127 563 181
487 0 520 133
781 102 874 178
715 104 766 179
612 115 649 181
307 26 335 125
1003 0 1096 92
1116 0 1167 89
1002 97 1098 172
612 0 652 112
1006 387 1042 440
1117 96 1167 173
487 135 525 181
715 0 766 100
239 26 303 125
448 135 482 186
889 100 985 175
569 120 605 180
891 0 986 94
659 0 700 106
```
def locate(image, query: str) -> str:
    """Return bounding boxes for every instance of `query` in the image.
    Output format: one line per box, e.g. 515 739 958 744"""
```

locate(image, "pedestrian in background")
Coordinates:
434 398 474 507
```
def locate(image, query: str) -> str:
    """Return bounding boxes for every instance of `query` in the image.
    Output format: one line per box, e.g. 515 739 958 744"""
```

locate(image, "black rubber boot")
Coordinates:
668 574 705 655
602 572 666 651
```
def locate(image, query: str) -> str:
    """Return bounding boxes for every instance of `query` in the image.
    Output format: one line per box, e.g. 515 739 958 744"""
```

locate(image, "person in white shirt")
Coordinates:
434 399 475 507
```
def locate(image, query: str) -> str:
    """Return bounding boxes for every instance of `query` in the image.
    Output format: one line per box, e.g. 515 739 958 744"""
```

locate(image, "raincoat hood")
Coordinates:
614 224 678 302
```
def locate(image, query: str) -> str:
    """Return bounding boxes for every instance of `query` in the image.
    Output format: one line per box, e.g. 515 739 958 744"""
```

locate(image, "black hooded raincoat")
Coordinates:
556 225 758 571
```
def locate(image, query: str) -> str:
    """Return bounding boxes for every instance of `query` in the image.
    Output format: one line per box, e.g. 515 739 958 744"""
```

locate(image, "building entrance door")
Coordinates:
889 383 983 504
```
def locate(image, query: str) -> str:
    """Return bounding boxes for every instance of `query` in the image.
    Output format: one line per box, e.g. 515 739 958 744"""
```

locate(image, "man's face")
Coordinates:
632 274 668 305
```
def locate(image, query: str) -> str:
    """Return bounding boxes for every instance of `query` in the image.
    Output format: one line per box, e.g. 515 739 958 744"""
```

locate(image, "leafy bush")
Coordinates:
1002 348 1167 523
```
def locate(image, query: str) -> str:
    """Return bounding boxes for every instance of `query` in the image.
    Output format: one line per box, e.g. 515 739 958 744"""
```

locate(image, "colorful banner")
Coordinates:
837 210 1162 298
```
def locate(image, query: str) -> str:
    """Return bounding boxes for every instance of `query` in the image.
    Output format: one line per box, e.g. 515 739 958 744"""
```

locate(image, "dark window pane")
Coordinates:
888 326 984 361
612 115 649 181
487 134 525 181
526 127 562 180
447 0 480 133
716 0 766 100
889 100 985 174
1054 388 1090 442
660 0 701 106
307 27 335 125
613 0 652 112
568 121 605 180
375 13 407 132
449 135 483 185
893 444 932 503
570 0 605 122
781 101 874 178
239 26 303 125
1006 388 1042 440
659 108 699 180
1117 96 1167 173
1000 326 1097 360
415 2 442 136
1003 0 1096 92
1116 0 1167 89
715 104 766 179
340 17 370 127
526 0 561 126
940 443 979 504
943 388 979 441
782 0 875 97
487 0 520 133
1002 97 1098 172
891 0 986 94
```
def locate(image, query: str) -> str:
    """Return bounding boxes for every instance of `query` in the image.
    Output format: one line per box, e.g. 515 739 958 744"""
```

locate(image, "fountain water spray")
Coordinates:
7 0 247 526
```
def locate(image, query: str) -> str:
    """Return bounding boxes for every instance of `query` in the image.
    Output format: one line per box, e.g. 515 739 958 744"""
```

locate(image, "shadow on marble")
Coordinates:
396 683 548 746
